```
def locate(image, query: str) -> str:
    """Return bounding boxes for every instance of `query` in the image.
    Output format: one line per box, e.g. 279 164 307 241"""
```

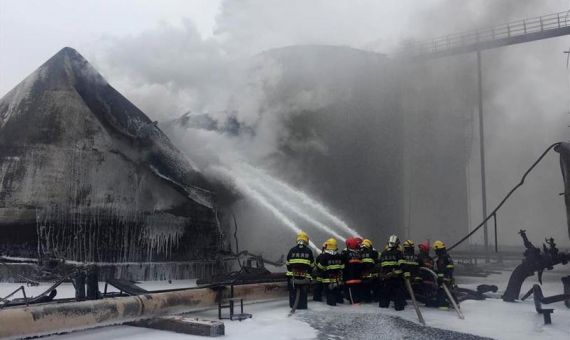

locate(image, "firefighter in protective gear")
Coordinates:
316 238 345 306
417 241 434 270
286 231 314 309
378 235 405 310
342 237 363 304
312 241 327 302
400 240 420 301
415 241 438 306
400 240 420 281
360 238 379 302
433 240 457 309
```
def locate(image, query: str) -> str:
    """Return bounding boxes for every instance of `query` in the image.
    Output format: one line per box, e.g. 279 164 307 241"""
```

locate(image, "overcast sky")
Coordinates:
2 1 568 98
2 0 567 97
0 0 460 97
0 0 222 96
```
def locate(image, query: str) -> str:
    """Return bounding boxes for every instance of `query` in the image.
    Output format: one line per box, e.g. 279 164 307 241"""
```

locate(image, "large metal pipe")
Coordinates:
0 282 288 339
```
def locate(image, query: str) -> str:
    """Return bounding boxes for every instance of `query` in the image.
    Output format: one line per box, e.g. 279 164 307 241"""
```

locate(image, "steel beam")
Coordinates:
477 50 490 262
0 282 288 339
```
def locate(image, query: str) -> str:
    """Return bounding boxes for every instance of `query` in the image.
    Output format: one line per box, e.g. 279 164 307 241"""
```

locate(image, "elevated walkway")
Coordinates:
402 10 570 59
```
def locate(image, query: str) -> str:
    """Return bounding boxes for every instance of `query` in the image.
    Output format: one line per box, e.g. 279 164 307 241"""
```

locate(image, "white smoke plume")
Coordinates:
89 0 570 254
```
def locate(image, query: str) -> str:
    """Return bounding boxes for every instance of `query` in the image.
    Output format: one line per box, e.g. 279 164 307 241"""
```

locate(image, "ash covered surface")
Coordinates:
298 307 491 340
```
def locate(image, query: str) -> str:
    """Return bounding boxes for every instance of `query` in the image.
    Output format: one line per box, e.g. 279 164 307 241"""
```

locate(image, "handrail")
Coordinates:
402 10 570 57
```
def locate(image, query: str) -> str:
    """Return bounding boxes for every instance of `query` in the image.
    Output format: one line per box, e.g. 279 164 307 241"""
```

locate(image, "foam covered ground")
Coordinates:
2 270 569 339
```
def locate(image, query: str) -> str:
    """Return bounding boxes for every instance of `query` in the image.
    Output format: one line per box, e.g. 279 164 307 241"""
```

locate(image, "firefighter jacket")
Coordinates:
360 247 379 279
286 243 314 279
417 252 435 282
314 252 324 282
435 251 455 283
341 248 363 285
379 246 403 277
316 250 344 283
417 252 434 270
400 248 419 280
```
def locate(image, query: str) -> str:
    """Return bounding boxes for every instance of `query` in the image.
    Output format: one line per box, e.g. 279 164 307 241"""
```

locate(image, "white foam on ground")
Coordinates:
40 300 317 340
2 269 569 339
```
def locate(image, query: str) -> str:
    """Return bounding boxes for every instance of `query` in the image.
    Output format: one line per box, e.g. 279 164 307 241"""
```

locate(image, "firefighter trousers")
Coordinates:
344 283 362 304
325 284 343 306
288 278 309 309
361 278 375 303
379 277 405 311
313 280 323 302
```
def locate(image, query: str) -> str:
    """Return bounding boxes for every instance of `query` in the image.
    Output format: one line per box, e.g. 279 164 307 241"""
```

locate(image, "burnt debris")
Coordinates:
502 230 569 302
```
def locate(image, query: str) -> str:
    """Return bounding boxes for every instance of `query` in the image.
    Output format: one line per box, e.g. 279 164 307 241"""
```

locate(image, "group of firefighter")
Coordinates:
286 231 456 311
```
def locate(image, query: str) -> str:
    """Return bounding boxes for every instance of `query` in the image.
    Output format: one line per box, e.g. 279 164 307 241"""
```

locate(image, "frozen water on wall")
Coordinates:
0 48 222 267
34 193 197 263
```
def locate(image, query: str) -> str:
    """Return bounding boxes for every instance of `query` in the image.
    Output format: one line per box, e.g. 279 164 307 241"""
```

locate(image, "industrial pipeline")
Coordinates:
0 281 288 339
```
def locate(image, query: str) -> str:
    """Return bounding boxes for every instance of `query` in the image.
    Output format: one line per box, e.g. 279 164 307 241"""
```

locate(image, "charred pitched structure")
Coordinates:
0 47 222 264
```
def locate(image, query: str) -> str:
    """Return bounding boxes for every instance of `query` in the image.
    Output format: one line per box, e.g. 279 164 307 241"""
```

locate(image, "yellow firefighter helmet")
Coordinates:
403 240 414 248
361 239 373 248
296 231 309 244
433 240 446 250
325 238 338 251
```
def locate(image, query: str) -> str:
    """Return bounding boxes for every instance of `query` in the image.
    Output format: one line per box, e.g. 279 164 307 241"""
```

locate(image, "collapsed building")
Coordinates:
0 48 224 277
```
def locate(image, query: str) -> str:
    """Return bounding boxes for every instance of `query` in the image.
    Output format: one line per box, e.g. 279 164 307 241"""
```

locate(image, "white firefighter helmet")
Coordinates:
388 234 399 248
